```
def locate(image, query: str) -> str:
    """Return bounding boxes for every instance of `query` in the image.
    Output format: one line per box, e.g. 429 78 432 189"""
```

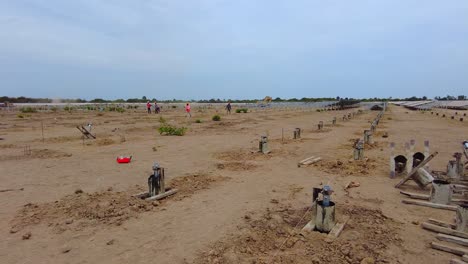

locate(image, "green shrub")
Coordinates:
159 116 166 124
158 124 187 136
64 106 73 112
171 105 177 109
17 114 24 118
20 107 37 113
195 119 202 123
116 107 125 113
50 107 58 112
236 108 248 113
212 115 221 121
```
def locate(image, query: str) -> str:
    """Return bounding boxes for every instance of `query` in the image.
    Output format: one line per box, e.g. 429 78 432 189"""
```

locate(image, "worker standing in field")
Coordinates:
154 101 160 114
185 103 191 118
146 101 152 114
226 101 232 114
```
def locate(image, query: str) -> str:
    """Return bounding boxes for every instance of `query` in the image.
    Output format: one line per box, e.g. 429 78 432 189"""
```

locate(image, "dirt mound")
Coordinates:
0 148 72 161
311 128 332 133
216 162 258 171
169 173 230 200
96 138 116 146
195 204 401 264
10 187 148 234
33 136 80 143
340 139 383 150
216 149 284 162
31 149 73 159
313 158 379 175
10 174 228 234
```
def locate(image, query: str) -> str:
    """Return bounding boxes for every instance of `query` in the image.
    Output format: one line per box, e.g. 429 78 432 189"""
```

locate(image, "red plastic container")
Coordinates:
116 156 132 163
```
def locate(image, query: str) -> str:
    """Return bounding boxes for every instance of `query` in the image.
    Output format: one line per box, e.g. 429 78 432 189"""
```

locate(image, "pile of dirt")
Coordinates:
216 162 258 171
313 158 379 175
216 149 284 162
341 139 383 150
311 128 332 133
169 173 230 200
96 138 116 146
194 204 401 264
10 187 150 234
10 174 227 234
33 136 79 143
0 148 72 161
31 149 73 159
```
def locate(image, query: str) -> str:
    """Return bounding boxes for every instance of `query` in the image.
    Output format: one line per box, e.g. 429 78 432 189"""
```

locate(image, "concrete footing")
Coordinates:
430 180 452 205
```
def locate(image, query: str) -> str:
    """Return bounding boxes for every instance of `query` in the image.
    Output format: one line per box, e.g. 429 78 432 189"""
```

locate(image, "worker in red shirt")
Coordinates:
146 101 151 114
185 103 191 118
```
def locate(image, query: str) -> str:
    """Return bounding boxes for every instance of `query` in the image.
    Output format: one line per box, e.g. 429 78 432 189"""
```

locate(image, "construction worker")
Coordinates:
146 101 151 114
185 103 191 118
226 101 232 114
154 101 160 114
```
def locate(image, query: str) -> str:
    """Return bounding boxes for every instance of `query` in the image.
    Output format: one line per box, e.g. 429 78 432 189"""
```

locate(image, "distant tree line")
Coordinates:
1 95 466 104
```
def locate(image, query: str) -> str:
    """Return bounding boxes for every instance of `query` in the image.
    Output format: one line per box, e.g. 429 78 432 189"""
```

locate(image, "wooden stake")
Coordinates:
145 188 178 201
431 241 468 256
402 199 456 210
326 218 349 241
428 218 456 229
437 233 468 247
422 222 468 239
450 258 468 264
400 191 429 200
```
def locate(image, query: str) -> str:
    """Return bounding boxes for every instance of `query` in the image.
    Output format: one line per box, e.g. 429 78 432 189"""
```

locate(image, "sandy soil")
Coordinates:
0 105 467 264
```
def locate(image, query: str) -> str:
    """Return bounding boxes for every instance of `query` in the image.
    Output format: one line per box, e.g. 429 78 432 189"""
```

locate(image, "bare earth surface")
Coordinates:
0 105 467 264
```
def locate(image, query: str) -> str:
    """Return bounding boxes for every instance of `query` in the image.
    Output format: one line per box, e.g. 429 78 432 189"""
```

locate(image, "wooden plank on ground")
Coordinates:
145 189 178 201
402 199 457 211
450 258 468 264
400 191 430 200
422 223 468 239
301 220 315 233
437 233 468 247
428 218 456 229
326 218 348 242
431 241 468 256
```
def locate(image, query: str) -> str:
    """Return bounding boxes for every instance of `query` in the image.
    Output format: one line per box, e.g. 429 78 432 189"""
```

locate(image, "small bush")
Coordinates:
159 116 166 123
171 105 177 109
96 112 104 117
152 146 157 152
116 107 125 113
64 106 73 112
158 124 187 136
195 119 202 123
236 108 248 113
17 114 24 118
50 107 58 112
20 107 37 113
212 115 221 121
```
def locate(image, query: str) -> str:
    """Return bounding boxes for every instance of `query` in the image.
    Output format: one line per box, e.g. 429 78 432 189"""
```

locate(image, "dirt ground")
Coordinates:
0 104 467 264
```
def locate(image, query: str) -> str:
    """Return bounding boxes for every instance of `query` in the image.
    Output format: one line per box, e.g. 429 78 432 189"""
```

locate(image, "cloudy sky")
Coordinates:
1 0 467 100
